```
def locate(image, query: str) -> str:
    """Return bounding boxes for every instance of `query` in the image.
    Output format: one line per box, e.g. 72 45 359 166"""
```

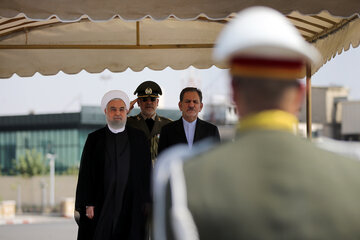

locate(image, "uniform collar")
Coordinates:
237 110 298 134
140 112 156 120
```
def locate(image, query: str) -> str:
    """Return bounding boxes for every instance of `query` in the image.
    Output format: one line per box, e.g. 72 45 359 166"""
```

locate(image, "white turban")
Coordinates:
101 90 130 113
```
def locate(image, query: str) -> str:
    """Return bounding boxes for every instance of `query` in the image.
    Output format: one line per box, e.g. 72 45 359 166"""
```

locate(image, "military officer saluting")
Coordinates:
127 81 172 165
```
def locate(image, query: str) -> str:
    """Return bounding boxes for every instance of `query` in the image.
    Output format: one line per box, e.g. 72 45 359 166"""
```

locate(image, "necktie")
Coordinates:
145 118 154 132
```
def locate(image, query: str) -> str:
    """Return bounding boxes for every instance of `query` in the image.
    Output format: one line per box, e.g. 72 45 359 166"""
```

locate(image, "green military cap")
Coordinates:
134 81 162 98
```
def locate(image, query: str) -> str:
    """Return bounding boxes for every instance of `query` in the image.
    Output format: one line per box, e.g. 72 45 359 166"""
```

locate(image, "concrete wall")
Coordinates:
299 87 327 123
0 175 77 207
342 101 360 135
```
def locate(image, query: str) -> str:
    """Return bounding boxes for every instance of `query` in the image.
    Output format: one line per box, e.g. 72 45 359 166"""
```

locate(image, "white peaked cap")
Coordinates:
101 90 130 113
213 6 321 65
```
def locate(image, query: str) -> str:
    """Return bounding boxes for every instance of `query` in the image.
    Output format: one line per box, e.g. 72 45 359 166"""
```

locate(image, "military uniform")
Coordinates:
153 7 360 240
189 112 360 239
127 114 171 165
129 80 172 165
155 111 360 240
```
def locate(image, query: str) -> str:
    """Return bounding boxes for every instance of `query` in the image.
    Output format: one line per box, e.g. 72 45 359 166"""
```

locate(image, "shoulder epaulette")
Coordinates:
158 115 172 122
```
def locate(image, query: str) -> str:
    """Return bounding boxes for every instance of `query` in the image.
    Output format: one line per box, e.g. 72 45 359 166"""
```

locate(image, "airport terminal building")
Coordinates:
0 107 106 174
0 106 181 175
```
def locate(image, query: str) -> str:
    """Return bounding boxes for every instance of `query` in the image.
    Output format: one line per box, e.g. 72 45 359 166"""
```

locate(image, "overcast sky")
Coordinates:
0 46 359 116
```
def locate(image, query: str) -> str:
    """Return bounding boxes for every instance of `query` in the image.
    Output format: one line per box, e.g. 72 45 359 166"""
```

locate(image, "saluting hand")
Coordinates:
128 99 138 114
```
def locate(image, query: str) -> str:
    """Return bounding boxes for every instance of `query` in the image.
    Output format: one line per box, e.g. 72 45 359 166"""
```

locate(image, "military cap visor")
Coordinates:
138 94 160 98
134 81 162 97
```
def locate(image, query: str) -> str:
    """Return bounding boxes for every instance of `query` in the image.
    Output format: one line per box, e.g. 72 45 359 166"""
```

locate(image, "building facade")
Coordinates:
341 101 360 141
298 86 349 139
0 106 181 175
0 106 106 174
298 86 360 141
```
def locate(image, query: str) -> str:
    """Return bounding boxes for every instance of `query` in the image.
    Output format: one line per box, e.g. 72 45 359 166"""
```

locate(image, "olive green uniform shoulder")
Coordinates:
180 130 360 239
158 115 172 124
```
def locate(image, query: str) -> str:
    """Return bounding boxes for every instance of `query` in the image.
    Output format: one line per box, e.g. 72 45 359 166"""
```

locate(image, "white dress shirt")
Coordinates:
182 118 197 149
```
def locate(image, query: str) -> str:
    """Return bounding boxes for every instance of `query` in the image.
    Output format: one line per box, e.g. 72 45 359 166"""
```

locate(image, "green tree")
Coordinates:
15 149 49 177
63 165 79 175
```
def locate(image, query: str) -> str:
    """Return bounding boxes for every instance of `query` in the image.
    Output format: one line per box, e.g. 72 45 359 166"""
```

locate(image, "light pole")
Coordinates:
17 184 22 214
46 153 56 209
40 179 47 213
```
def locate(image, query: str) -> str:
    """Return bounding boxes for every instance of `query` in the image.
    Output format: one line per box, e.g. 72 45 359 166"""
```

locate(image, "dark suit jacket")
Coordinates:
75 126 151 240
158 117 220 154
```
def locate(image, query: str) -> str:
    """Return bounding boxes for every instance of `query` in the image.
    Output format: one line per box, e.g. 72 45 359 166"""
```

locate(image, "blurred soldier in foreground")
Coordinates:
75 90 151 240
127 81 172 165
153 6 360 240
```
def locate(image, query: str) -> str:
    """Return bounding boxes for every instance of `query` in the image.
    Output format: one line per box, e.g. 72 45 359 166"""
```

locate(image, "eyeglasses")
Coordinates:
140 97 157 102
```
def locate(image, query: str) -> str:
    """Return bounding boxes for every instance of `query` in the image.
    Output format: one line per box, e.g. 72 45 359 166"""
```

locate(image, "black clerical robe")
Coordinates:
75 126 151 240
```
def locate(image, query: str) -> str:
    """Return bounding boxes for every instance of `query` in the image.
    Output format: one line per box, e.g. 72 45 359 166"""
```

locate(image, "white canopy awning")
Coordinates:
1 0 359 20
0 0 359 78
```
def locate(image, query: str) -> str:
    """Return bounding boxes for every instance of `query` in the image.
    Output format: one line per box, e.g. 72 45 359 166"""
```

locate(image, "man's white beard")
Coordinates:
107 119 126 130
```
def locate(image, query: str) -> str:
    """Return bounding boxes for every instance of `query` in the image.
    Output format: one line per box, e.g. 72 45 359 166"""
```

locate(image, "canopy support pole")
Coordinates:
136 21 140 46
306 64 312 140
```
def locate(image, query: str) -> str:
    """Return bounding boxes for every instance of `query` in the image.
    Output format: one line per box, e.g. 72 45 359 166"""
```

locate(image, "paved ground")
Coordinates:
0 214 78 240
0 213 72 225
